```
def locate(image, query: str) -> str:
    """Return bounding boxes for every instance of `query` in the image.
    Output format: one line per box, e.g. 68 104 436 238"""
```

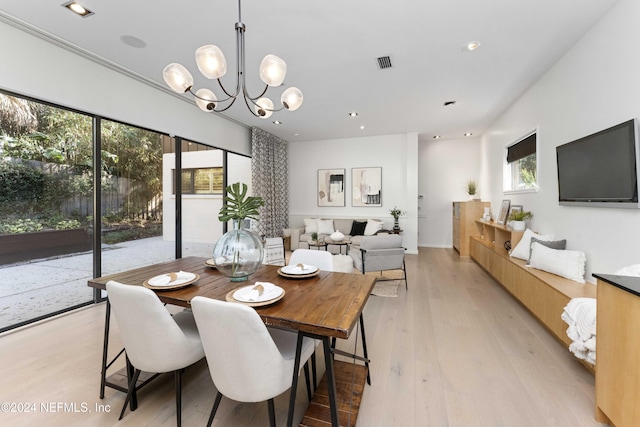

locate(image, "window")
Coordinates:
504 131 537 192
176 167 223 194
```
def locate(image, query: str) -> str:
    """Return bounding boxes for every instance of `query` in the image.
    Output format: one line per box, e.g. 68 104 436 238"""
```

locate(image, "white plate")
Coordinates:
148 271 196 287
280 264 319 275
233 284 284 303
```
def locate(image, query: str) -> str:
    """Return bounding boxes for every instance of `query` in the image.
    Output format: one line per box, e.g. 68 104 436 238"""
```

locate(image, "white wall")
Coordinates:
163 151 253 244
419 137 483 248
481 0 640 281
288 133 419 253
0 20 250 155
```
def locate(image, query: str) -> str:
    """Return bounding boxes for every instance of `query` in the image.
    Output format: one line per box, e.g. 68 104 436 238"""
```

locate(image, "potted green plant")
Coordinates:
389 206 406 232
212 182 265 282
310 232 318 243
507 210 532 231
466 180 478 200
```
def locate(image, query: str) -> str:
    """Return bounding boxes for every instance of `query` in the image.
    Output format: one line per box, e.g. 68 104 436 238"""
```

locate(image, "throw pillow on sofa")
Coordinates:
364 219 384 236
317 219 335 235
304 218 318 234
528 242 586 283
350 220 367 236
510 229 555 261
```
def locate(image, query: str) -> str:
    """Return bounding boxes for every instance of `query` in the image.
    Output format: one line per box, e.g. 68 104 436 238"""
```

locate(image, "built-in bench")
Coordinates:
469 229 597 372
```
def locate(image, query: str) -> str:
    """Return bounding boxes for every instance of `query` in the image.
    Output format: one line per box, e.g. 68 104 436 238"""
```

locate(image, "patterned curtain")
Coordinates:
251 127 288 238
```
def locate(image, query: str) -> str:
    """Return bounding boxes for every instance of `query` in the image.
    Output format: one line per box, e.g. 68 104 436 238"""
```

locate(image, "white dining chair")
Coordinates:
105 280 205 427
288 248 372 385
191 296 317 427
289 248 334 271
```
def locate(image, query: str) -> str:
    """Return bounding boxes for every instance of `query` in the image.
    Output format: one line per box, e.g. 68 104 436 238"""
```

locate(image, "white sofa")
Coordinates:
287 217 390 254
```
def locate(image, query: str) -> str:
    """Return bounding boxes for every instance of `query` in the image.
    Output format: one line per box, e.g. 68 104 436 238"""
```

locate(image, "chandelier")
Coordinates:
162 0 303 119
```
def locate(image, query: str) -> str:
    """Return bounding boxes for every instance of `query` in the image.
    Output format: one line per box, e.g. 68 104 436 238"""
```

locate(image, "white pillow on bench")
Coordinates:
528 242 586 283
510 229 555 261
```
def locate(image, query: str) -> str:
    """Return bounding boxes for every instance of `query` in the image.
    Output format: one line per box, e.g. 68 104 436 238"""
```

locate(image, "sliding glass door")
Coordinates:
0 95 94 331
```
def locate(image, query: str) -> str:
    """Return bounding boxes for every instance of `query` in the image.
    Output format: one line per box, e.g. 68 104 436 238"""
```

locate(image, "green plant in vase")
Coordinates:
507 210 532 231
213 182 265 281
389 206 405 231
310 232 318 243
466 180 478 199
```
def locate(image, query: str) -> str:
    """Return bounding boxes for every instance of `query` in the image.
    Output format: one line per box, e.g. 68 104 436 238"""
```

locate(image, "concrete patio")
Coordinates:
0 236 213 330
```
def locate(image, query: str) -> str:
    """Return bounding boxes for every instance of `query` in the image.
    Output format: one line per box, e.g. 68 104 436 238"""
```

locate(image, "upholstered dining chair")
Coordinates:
105 280 205 427
191 297 317 427
289 248 334 271
289 248 372 385
350 234 408 290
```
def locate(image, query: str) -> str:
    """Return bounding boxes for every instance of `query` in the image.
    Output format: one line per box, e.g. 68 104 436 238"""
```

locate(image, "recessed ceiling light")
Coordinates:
293 133 300 136
273 120 282 125
63 1 94 17
464 132 473 137
461 41 481 52
348 112 358 117
360 125 365 130
121 35 147 49
433 135 441 139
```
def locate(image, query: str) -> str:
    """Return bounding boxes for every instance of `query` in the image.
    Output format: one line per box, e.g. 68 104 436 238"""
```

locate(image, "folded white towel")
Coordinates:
563 297 597 365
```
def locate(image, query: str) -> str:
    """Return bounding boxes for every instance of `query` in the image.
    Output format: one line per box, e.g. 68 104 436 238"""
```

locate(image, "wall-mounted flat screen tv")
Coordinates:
556 118 640 208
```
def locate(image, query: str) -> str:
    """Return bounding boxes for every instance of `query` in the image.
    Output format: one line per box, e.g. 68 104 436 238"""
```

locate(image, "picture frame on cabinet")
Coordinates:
497 199 511 225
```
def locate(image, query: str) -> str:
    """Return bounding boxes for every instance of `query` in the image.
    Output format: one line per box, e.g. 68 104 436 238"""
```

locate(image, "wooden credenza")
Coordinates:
594 273 640 427
452 200 489 256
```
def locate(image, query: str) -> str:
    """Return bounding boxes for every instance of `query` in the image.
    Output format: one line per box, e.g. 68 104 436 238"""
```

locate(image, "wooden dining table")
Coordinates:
88 256 375 427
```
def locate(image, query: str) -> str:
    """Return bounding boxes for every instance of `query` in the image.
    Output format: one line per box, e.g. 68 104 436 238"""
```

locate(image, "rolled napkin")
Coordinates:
244 282 279 301
149 271 192 287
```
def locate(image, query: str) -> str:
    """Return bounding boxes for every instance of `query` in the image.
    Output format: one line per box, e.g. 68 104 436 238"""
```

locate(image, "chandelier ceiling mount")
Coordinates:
162 0 303 119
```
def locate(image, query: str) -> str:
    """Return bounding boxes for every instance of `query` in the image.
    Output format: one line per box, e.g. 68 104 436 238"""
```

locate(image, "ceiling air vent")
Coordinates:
376 55 393 70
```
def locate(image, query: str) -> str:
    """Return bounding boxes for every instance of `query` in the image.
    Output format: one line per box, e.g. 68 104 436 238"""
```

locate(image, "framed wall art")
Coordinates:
352 167 382 207
497 199 511 225
317 168 345 206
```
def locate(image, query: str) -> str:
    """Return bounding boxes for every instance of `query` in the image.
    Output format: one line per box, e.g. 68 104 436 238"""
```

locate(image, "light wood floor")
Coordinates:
0 248 605 426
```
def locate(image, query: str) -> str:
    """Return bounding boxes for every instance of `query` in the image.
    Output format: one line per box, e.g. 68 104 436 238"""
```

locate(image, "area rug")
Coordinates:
371 280 400 297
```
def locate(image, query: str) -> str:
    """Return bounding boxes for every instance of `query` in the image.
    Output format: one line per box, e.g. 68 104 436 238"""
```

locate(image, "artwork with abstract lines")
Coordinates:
352 167 382 207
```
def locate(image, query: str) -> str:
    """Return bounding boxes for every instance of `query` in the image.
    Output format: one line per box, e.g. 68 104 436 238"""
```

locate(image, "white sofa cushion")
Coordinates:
364 219 384 236
317 219 335 235
304 218 318 234
528 242 586 283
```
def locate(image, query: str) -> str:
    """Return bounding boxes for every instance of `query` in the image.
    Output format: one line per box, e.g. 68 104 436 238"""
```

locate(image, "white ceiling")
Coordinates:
0 0 620 143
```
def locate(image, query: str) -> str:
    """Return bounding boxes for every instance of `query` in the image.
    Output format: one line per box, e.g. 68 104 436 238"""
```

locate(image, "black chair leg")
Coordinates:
119 368 141 420
311 350 318 388
360 313 371 385
206 392 223 427
303 361 312 401
267 398 276 427
175 370 182 427
403 259 408 290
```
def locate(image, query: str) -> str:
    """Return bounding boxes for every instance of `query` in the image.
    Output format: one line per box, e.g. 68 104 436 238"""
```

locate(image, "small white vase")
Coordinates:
511 220 526 231
330 231 345 241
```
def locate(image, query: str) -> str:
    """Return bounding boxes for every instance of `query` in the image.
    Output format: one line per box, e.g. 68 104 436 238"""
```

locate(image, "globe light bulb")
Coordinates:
195 45 227 79
281 87 303 111
195 88 217 112
254 97 274 119
162 63 194 93
259 55 287 87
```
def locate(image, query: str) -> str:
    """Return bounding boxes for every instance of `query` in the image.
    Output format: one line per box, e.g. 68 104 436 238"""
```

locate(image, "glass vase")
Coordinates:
212 219 264 282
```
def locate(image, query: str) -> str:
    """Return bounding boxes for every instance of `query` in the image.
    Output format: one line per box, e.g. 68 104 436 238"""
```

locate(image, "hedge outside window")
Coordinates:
504 131 537 192
176 167 223 194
